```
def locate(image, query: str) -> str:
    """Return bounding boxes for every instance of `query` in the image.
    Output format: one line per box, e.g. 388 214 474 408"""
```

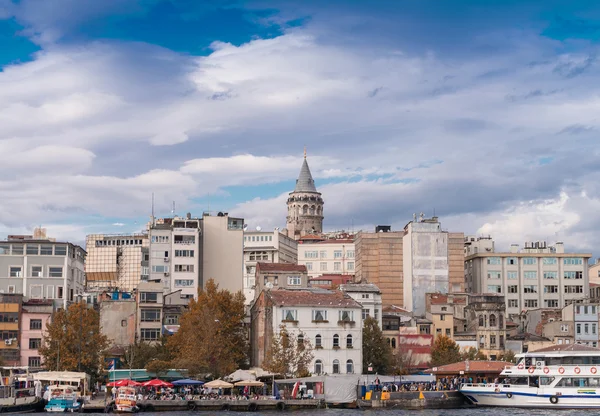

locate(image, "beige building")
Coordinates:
465 294 507 360
286 153 324 240
425 293 468 339
99 296 137 347
255 263 308 296
354 227 404 308
297 238 355 278
85 233 149 292
542 320 574 345
465 239 592 319
589 259 600 284
136 281 163 344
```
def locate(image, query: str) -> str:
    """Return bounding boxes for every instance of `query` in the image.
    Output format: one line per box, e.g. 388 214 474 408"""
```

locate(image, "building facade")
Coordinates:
0 294 22 366
20 299 53 369
465 240 592 319
286 154 324 240
297 239 355 278
465 294 507 359
251 289 362 375
562 300 599 347
254 263 308 296
243 231 298 303
136 282 164 344
339 283 383 328
99 296 137 348
0 238 86 307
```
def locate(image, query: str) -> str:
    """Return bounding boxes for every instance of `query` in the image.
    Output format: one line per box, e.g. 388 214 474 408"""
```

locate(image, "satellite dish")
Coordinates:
243 224 248 231
256 226 262 231
265 282 274 289
275 227 279 231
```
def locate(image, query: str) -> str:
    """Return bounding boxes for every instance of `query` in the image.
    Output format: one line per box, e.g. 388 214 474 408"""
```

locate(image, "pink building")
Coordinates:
20 300 53 369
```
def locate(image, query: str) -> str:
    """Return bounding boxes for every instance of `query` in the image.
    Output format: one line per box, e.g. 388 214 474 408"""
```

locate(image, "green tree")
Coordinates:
460 347 487 361
362 317 392 374
263 325 314 377
122 338 172 370
499 350 516 363
39 303 110 379
430 335 461 367
168 279 248 378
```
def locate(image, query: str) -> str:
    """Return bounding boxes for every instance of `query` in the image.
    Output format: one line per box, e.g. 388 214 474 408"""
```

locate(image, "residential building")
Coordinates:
589 259 600 284
591 283 600 301
85 233 148 292
425 293 468 339
20 299 53 369
339 283 383 328
136 282 164 344
99 295 137 348
309 274 354 289
448 233 466 293
286 152 324 240
254 263 308 296
243 231 297 304
505 333 553 354
201 213 244 295
162 290 190 336
298 238 355 278
0 236 86 307
0 294 22 366
464 294 506 360
465 240 592 319
563 300 600 347
354 227 404 308
251 288 362 375
542 320 574 345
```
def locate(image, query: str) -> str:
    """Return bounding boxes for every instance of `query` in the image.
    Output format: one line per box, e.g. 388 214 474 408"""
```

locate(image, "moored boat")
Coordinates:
44 385 81 413
0 367 45 413
114 386 138 413
460 344 600 408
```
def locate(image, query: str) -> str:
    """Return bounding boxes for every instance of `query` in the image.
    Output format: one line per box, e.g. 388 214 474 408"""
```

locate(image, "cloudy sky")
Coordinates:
1 0 599 255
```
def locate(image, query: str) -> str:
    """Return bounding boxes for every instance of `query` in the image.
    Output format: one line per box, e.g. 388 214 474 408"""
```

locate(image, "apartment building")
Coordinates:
20 299 53 369
465 294 507 360
254 263 308 296
137 282 164 344
339 283 383 328
86 233 149 292
0 294 22 365
465 240 592 319
562 300 600 347
243 230 297 303
297 238 355 278
0 237 86 307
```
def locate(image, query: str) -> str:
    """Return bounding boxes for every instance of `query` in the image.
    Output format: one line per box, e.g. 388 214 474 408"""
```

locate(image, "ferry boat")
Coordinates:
0 367 45 413
44 385 81 412
460 344 600 408
114 386 138 413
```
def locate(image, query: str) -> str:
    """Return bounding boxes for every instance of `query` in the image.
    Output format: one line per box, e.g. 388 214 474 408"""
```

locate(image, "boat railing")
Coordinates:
461 383 511 389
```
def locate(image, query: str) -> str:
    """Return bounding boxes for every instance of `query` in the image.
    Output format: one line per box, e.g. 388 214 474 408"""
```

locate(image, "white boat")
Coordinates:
460 344 600 408
114 386 138 413
0 367 45 413
44 385 81 413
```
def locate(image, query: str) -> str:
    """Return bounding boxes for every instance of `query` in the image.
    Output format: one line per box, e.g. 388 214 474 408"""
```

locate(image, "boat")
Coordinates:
44 385 81 412
114 386 139 413
460 344 600 408
0 367 45 413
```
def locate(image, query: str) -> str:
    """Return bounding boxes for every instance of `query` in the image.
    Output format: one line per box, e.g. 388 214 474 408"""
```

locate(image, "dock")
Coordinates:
359 390 467 410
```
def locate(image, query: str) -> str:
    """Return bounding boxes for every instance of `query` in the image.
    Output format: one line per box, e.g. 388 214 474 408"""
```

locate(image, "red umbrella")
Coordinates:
107 379 142 387
142 379 173 388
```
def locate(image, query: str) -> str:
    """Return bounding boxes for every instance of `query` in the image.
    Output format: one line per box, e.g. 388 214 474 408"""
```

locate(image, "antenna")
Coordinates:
172 201 175 217
304 146 307 159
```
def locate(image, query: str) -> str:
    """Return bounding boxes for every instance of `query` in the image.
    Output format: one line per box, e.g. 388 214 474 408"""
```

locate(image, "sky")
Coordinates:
1 0 600 257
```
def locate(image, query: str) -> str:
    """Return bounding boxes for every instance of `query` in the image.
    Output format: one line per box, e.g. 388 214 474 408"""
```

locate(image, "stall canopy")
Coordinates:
142 379 173 388
204 379 234 389
234 380 264 387
172 379 205 386
107 379 141 387
227 369 256 382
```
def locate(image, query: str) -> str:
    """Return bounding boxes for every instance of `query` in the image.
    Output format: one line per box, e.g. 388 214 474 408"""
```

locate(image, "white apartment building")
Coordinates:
243 230 297 304
297 239 355 278
465 240 592 319
251 289 363 375
339 283 383 328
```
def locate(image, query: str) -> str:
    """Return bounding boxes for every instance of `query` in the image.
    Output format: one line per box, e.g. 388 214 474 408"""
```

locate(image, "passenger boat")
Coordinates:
460 344 600 408
0 367 45 413
44 385 81 412
114 386 138 413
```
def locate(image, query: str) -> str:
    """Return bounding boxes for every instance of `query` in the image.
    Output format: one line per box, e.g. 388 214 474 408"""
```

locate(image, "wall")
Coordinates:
448 233 465 293
297 241 355 278
20 310 52 368
99 300 137 347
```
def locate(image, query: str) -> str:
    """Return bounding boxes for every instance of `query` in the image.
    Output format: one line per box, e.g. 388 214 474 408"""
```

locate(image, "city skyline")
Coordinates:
1 1 599 256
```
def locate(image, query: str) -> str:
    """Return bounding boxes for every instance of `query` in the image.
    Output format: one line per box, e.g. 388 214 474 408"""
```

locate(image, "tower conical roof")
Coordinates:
294 157 318 193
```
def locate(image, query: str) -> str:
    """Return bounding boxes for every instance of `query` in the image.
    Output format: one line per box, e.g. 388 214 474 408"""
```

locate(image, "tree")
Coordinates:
499 350 516 363
362 317 392 374
391 343 418 375
168 279 248 378
263 325 314 377
122 338 172 370
145 359 172 378
39 303 110 379
430 335 461 367
460 347 487 361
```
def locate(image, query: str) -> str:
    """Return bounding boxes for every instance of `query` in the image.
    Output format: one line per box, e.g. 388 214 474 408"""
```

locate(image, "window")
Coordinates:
333 359 340 374
347 262 355 271
140 329 161 341
487 271 501 279
30 285 43 299
151 236 169 243
319 262 327 271
26 245 39 255
508 285 518 293
544 299 559 308
54 246 67 256
565 286 583 294
507 272 518 280
346 360 354 374
174 279 194 287
544 285 558 293
140 292 158 303
333 334 340 348
320 251 327 259
374 308 379 320
314 360 323 374
315 335 322 348
489 314 497 327
282 309 298 322
585 324 589 334
524 271 537 279
288 276 301 286
419 325 431 334
28 357 41 368
48 267 63 278
57 287 63 299
440 314 446 321
46 286 54 299
362 309 369 320
333 262 342 271
152 265 169 273
347 251 355 258
499 314 504 329
577 324 581 334
508 299 519 308
346 334 353 348
523 285 537 294
506 257 517 265
141 309 161 322
544 271 558 279
165 315 179 325
564 258 583 265
339 310 354 322
29 338 41 349
564 271 583 279
490 335 496 347
31 266 42 277
478 315 484 327
0 313 17 323
334 250 343 259
40 245 53 255
523 258 537 265
487 285 501 293
174 264 194 272
306 262 313 271
305 251 318 259
524 299 538 308
445 328 451 336
30 319 42 330
9 267 21 278
174 250 194 257
593 324 597 335
561 324 569 333
487 257 501 265
312 310 328 322
543 257 557 265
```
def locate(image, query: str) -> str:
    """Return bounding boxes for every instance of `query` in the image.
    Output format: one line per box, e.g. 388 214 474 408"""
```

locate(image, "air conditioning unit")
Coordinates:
164 258 170 262
535 361 545 368
5 339 12 346
164 272 170 277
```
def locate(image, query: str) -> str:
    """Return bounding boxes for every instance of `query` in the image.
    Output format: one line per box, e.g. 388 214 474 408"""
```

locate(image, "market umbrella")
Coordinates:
107 379 142 387
204 379 234 389
234 380 264 387
172 379 205 386
227 369 256 382
142 379 174 388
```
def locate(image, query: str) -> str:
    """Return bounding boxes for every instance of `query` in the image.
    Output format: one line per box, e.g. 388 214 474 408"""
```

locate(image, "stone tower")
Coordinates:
286 150 324 240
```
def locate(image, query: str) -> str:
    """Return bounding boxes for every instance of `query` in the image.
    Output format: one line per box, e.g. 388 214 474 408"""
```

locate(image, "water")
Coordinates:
25 410 600 416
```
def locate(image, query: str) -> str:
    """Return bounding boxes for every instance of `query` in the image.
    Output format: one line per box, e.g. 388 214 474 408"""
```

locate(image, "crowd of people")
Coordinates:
372 376 470 392
112 386 266 401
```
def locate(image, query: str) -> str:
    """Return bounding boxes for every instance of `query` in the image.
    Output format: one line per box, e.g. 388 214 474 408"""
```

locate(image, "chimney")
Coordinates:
510 244 519 254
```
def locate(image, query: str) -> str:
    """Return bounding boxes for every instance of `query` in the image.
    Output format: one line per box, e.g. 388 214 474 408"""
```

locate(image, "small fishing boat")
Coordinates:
44 385 81 413
0 367 45 413
114 386 138 413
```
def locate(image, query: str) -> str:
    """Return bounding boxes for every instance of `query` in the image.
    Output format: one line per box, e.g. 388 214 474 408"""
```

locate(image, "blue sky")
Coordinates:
1 0 600 255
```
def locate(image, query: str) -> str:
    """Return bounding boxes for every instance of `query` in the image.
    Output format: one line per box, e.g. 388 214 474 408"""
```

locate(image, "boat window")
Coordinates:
591 378 600 387
505 377 528 385
557 378 591 387
540 377 555 386
592 357 600 365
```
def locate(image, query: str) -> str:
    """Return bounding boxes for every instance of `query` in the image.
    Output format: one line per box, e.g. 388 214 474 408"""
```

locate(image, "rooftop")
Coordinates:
528 343 600 354
256 263 307 273
312 239 354 245
267 289 361 308
339 283 381 293
429 360 508 375
507 333 549 342
293 157 318 193
428 293 467 305
298 234 325 242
